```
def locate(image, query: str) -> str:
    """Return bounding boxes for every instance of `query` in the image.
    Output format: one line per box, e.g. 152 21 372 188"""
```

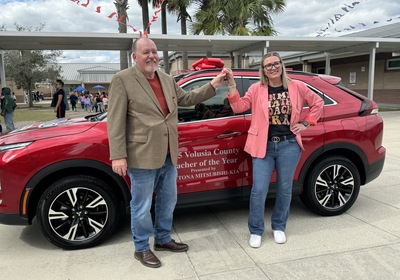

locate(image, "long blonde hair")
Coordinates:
259 52 290 89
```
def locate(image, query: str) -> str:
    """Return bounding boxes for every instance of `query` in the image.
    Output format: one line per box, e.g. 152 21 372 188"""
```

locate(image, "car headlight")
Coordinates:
0 142 33 153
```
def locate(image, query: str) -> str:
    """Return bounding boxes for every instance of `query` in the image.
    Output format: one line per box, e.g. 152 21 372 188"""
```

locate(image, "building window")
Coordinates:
386 58 400 70
316 68 325 74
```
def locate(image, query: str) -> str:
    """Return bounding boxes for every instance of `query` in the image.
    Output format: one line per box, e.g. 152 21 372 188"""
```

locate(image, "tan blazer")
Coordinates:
107 66 216 169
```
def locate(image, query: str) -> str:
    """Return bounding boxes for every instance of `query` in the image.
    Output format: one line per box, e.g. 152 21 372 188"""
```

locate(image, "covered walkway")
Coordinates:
1 26 400 100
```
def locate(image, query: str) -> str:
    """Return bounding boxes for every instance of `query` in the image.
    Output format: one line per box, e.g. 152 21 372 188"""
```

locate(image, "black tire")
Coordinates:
37 175 120 249
300 156 360 216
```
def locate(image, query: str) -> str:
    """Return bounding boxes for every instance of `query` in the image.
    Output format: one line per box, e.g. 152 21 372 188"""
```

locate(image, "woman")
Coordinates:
225 52 323 247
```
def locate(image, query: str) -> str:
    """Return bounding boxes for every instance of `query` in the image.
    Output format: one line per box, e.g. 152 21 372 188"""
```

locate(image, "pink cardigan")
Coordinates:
227 80 324 158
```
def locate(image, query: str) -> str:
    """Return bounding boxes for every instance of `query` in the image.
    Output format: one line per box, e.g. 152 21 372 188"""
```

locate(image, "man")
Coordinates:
107 37 227 268
51 79 66 118
1 87 16 132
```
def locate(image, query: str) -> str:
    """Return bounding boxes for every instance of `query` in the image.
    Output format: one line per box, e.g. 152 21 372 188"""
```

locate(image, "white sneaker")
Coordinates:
249 234 262 248
273 230 286 244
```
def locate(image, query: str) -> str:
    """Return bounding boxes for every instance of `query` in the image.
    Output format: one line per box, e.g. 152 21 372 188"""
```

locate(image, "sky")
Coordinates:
0 0 399 63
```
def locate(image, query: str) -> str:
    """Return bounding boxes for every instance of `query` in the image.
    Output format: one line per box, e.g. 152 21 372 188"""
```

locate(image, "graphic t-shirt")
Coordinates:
267 85 293 136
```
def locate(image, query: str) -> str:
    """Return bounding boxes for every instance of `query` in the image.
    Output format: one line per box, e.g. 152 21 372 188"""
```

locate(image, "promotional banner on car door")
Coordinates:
177 117 250 194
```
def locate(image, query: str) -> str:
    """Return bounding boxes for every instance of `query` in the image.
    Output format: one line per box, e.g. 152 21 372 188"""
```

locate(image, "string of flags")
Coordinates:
316 1 400 37
69 0 165 37
69 0 399 38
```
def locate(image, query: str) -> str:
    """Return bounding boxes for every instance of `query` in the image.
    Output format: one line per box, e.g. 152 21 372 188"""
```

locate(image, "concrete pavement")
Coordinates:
1 111 399 280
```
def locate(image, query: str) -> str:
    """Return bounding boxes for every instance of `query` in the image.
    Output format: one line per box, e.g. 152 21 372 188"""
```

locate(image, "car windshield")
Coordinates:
88 112 108 122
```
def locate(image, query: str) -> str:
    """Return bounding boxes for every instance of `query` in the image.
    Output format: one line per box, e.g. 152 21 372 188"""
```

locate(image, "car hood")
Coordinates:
0 115 99 144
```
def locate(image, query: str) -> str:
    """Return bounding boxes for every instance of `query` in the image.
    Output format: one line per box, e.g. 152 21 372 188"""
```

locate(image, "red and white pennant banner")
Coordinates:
69 0 165 37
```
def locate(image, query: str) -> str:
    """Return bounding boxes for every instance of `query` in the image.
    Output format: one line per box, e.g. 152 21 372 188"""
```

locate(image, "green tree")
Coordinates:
2 24 62 107
114 0 129 70
191 0 285 36
191 0 285 67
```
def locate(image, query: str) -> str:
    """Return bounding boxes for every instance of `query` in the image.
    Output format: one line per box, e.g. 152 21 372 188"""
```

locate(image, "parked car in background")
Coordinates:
0 69 385 249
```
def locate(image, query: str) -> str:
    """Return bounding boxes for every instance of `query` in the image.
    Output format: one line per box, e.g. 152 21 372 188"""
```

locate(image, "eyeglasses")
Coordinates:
263 61 281 70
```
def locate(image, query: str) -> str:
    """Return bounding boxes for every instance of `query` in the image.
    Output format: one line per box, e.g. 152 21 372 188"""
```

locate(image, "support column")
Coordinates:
324 52 331 75
233 53 241 68
263 41 270 55
0 50 6 88
302 60 308 72
128 50 132 67
368 43 378 100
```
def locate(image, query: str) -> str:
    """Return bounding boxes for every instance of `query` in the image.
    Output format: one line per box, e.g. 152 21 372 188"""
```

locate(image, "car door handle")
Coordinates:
217 130 242 139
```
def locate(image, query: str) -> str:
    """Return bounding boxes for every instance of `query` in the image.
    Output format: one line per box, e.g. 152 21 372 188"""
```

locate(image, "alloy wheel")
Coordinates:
47 187 108 242
315 164 354 210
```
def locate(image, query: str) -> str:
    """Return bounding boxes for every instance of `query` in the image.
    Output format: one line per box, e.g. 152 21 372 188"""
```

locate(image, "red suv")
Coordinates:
0 69 385 249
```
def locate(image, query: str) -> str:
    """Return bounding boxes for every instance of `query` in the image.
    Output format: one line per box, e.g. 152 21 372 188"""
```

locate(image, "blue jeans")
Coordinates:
249 138 301 235
4 111 15 131
128 155 177 252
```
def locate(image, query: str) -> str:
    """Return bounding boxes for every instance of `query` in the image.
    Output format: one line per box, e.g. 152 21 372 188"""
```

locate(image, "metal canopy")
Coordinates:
1 29 400 100
1 31 400 55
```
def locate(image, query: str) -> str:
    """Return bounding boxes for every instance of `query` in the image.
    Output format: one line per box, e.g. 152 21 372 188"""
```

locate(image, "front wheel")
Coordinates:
301 156 360 216
37 175 120 249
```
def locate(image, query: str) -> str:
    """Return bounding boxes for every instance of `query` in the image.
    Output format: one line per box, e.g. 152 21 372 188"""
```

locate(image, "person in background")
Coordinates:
107 37 227 268
225 52 324 248
91 93 98 112
84 93 91 111
1 87 17 132
95 93 103 112
70 90 78 111
51 79 66 118
80 93 85 110
101 92 108 111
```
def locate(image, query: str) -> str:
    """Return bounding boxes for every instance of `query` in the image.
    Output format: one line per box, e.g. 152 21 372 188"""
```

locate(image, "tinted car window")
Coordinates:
179 79 234 122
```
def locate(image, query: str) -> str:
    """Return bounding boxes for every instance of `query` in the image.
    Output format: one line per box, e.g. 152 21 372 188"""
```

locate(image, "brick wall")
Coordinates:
357 89 400 104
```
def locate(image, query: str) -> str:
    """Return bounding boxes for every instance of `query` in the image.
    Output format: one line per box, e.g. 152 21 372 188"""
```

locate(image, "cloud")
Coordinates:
1 0 400 62
1 0 186 62
274 0 400 37
1 0 167 33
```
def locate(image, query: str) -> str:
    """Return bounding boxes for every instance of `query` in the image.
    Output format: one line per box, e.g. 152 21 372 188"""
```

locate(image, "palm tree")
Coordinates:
137 0 151 33
191 0 285 35
132 0 190 72
161 0 170 73
167 0 192 71
191 0 286 66
114 0 129 70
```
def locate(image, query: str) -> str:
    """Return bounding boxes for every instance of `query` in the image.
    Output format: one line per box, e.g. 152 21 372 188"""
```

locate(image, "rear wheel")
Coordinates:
301 156 360 216
37 175 119 249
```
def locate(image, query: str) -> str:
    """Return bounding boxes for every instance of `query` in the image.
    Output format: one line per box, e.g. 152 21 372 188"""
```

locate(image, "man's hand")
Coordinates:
112 158 128 176
224 68 235 85
210 68 229 88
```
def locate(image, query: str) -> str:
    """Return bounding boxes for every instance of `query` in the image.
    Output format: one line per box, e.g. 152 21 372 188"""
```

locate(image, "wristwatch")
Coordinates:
302 121 310 127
